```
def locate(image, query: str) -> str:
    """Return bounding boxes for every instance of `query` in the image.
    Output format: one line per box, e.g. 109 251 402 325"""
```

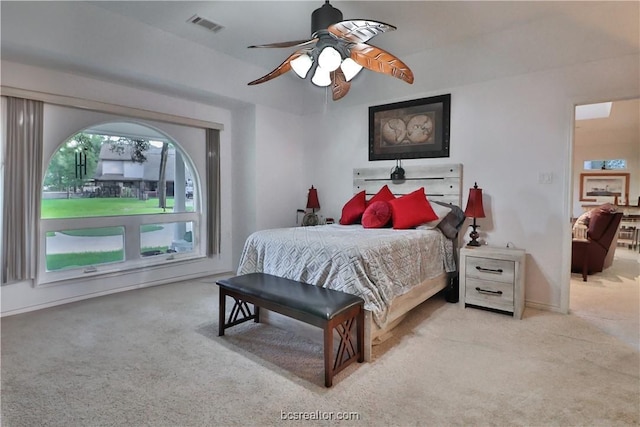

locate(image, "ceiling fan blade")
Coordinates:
331 68 351 101
328 20 396 43
247 49 312 85
249 38 317 49
349 43 414 84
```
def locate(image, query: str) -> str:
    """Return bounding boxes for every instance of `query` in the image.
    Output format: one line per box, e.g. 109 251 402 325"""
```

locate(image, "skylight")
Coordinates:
575 102 612 120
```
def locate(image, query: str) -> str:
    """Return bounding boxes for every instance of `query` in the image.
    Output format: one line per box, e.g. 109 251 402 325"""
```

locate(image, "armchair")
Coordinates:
571 209 623 281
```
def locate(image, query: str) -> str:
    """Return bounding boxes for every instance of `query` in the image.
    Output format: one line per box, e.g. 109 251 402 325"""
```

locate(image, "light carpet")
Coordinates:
1 270 638 426
570 247 640 351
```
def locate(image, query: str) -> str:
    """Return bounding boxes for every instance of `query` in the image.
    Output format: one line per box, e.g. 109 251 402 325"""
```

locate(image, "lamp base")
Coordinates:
467 224 481 247
302 212 319 226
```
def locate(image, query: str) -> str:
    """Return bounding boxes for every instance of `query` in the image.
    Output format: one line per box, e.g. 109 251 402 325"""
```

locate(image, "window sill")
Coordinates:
36 252 208 287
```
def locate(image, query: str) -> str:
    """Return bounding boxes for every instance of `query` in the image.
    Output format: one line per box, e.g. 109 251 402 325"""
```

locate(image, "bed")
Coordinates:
237 164 463 361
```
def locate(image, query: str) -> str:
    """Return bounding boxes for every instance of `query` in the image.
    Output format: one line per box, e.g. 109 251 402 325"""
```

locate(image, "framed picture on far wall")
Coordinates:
369 94 451 161
579 172 630 202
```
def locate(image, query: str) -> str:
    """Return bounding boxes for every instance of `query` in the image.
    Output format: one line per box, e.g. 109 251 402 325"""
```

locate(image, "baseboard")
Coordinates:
1 270 234 317
525 300 565 314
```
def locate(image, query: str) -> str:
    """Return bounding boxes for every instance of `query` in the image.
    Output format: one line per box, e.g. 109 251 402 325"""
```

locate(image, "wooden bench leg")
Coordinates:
357 305 364 363
218 289 259 336
218 288 227 336
323 304 364 387
324 321 334 388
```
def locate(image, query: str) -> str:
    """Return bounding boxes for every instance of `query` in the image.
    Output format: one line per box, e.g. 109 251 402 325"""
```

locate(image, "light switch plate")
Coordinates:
538 172 553 184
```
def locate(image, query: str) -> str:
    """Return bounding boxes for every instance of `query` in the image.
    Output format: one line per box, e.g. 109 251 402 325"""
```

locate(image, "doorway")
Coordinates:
568 98 640 350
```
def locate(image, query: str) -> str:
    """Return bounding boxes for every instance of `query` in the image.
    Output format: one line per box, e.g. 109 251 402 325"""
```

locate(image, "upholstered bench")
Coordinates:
217 272 364 387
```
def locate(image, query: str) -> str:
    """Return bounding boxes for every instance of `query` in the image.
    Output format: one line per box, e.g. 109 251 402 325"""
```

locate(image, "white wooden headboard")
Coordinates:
353 164 463 207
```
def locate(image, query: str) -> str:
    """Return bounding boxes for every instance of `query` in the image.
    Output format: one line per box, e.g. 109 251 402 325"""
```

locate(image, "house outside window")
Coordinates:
40 122 201 283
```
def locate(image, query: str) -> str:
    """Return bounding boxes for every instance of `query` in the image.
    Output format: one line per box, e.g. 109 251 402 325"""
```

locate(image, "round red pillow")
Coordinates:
362 201 392 228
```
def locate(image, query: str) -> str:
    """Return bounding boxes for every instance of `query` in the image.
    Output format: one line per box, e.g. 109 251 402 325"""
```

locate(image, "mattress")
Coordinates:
237 224 453 327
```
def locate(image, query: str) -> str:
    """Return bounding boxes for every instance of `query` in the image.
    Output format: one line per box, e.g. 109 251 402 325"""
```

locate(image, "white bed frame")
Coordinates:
264 164 463 362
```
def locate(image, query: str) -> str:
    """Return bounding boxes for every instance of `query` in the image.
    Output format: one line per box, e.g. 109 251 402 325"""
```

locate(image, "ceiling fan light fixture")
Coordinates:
247 1 414 100
311 0 343 34
291 54 313 78
311 66 332 87
340 58 363 81
317 46 342 72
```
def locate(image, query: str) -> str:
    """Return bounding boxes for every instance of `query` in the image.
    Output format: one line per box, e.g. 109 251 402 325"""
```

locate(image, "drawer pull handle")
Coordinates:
475 287 503 296
476 266 503 274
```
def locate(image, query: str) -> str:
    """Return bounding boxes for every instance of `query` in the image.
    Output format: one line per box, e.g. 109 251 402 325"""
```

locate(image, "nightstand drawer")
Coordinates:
464 277 514 312
460 247 526 319
465 256 515 284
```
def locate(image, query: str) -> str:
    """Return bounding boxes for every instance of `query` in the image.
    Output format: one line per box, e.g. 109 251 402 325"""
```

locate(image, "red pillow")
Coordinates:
388 188 438 229
362 201 392 228
368 185 395 206
339 190 366 225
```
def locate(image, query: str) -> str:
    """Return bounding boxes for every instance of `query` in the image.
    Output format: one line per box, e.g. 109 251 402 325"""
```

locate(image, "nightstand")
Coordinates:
459 246 526 319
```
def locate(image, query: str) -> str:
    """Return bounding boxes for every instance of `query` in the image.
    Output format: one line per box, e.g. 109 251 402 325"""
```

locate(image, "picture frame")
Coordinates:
579 172 630 202
369 94 451 161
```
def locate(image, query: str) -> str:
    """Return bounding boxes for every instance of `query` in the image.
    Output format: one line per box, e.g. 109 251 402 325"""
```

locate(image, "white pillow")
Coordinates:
416 201 452 230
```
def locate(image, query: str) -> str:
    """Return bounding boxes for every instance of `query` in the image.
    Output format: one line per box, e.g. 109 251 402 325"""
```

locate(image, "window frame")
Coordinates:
583 159 627 170
37 120 206 286
39 212 201 284
2 88 227 295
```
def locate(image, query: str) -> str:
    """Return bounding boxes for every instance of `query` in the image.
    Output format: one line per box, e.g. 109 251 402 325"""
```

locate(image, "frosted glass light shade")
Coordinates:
291 54 313 78
317 46 341 72
311 66 332 87
340 58 363 81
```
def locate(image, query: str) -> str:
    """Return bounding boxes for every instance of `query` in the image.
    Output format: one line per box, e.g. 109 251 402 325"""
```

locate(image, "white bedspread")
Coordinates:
237 224 451 327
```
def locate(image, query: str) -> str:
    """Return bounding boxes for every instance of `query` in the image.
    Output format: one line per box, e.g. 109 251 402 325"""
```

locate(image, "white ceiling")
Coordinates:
88 1 593 71
2 1 639 114
574 98 640 142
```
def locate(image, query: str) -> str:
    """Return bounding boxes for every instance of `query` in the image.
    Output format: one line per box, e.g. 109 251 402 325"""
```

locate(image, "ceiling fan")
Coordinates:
247 0 414 101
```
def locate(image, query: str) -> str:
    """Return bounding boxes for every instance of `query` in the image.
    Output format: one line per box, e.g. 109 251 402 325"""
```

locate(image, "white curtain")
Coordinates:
2 97 44 285
206 128 221 255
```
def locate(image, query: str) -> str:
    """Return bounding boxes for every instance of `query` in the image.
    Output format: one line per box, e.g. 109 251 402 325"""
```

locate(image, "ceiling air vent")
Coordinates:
187 14 224 33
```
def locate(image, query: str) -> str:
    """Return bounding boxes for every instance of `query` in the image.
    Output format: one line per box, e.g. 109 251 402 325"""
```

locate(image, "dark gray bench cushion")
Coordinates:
217 273 363 321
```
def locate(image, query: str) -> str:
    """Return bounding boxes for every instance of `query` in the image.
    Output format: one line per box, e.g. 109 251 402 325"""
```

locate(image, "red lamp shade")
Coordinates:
306 185 320 210
464 183 485 219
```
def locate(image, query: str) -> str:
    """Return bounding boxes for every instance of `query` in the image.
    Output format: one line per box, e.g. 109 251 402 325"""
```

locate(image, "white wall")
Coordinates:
229 104 309 269
254 105 308 230
231 105 257 270
0 97 5 289
302 54 640 312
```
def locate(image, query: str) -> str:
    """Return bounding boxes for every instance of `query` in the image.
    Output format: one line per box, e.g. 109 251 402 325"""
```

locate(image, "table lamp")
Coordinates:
464 182 486 247
303 185 320 226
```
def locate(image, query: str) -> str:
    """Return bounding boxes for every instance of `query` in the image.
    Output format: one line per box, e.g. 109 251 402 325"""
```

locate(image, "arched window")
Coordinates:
40 122 201 280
